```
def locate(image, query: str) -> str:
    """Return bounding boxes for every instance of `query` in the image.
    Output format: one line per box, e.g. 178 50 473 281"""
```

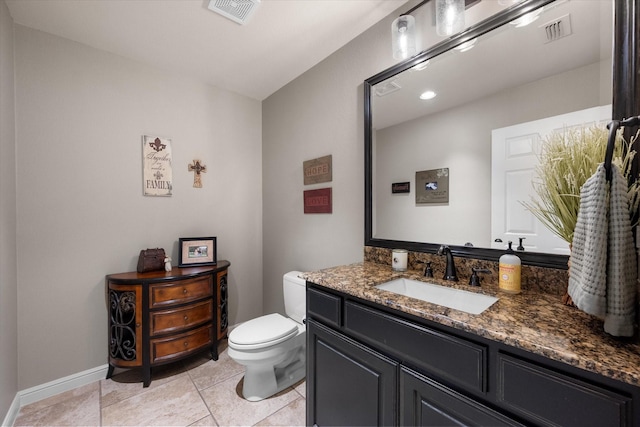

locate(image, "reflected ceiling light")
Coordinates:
510 7 544 27
412 60 430 71
420 90 437 100
436 0 465 37
453 38 477 52
392 15 418 60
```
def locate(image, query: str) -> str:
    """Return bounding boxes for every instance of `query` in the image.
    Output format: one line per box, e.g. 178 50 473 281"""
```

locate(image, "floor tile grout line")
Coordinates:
190 367 221 427
251 393 305 427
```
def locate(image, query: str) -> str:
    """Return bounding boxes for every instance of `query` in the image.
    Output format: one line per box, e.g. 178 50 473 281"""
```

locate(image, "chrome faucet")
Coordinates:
437 245 458 282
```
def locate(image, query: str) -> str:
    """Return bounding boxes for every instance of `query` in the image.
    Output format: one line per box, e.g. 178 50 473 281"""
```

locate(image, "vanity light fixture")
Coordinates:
420 90 437 100
391 0 430 60
391 0 478 59
392 15 418 60
436 0 465 36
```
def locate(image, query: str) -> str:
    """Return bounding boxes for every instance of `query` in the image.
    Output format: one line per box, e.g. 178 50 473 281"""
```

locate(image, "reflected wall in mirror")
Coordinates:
365 0 637 268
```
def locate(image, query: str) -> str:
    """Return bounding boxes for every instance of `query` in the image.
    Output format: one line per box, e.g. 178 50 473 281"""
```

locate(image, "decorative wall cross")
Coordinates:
188 160 207 188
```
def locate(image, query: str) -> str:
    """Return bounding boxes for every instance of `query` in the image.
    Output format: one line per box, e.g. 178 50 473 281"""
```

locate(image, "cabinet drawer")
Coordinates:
497 353 631 427
151 325 213 364
149 275 212 308
151 300 213 336
401 367 523 426
307 286 342 328
345 301 487 393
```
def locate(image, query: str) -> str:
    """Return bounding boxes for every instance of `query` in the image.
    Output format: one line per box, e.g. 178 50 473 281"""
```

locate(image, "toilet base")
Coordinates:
241 349 305 401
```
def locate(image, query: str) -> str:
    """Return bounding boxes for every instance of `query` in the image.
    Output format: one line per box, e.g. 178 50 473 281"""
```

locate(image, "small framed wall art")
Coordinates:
303 155 332 185
178 237 217 267
415 168 449 204
304 188 332 214
392 182 410 194
142 135 173 197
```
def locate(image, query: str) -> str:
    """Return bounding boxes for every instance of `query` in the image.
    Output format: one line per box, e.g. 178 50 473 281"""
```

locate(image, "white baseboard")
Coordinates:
1 394 20 427
2 365 108 426
18 364 109 407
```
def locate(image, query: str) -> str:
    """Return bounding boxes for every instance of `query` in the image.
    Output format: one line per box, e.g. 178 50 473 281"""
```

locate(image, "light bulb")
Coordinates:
392 15 417 60
436 0 465 37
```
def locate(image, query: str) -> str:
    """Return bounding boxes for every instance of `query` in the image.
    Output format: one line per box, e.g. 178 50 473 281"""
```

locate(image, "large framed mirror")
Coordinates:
365 0 639 269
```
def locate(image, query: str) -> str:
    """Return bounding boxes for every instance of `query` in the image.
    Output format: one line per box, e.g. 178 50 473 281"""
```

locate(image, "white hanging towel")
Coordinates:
604 163 637 336
568 163 637 337
568 164 609 317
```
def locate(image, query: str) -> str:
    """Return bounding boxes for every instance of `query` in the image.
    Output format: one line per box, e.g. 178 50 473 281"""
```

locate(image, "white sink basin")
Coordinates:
375 278 498 315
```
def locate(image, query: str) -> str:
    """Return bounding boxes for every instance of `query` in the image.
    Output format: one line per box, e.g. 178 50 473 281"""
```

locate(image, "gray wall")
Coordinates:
262 5 406 314
260 0 504 313
0 0 17 419
13 25 264 390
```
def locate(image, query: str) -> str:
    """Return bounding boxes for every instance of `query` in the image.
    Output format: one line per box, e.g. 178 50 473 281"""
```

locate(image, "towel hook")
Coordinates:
605 116 640 181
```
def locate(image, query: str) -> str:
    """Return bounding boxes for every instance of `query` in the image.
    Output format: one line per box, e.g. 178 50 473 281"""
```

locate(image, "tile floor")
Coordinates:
13 342 306 426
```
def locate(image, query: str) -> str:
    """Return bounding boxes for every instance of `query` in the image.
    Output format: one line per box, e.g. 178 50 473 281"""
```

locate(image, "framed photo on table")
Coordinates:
178 237 217 267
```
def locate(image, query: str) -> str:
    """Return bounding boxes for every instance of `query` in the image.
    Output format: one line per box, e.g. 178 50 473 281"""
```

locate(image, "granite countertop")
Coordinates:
302 261 640 387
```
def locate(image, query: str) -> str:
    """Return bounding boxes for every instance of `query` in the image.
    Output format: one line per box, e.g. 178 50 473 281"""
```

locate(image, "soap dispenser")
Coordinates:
499 241 521 294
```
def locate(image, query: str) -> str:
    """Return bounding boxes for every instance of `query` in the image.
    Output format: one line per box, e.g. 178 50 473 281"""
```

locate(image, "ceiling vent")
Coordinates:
207 0 260 25
376 81 401 97
539 14 572 44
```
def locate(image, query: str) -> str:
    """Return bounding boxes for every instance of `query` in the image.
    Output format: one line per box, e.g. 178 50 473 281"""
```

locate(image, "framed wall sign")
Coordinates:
142 135 173 197
304 188 332 214
303 155 332 185
392 182 410 194
178 237 217 267
416 168 449 204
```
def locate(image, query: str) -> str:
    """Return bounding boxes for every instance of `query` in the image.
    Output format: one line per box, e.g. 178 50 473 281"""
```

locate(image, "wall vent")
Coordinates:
539 14 572 44
207 0 260 25
375 81 401 97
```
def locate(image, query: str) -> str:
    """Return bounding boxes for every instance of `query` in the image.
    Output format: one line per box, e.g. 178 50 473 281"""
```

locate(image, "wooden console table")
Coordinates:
105 261 230 386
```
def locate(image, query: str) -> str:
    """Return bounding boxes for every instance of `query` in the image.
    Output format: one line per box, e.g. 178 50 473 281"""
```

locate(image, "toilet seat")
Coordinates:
229 313 299 350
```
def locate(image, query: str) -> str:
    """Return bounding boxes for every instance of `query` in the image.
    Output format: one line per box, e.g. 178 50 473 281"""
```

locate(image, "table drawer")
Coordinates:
497 353 631 427
151 325 213 364
345 300 487 393
149 275 212 308
151 300 213 336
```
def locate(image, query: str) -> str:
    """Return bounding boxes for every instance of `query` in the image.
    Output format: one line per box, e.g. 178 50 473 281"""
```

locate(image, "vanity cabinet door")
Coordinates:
497 353 632 427
400 366 524 427
307 319 398 427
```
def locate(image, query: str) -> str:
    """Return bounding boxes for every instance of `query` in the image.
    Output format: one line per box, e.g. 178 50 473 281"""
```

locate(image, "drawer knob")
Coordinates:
184 341 189 347
184 315 188 321
183 288 188 294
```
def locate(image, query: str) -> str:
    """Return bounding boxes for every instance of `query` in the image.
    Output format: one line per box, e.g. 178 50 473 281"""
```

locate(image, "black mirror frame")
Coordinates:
365 0 640 270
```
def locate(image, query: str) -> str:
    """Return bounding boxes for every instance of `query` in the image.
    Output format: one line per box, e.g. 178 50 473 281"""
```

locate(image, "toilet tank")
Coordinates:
283 271 306 324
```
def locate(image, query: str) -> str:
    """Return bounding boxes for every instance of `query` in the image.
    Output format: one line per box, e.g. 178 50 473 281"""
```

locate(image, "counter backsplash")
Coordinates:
364 246 568 296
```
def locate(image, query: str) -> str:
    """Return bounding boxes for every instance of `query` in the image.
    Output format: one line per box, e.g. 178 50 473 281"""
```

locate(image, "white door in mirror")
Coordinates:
491 105 610 255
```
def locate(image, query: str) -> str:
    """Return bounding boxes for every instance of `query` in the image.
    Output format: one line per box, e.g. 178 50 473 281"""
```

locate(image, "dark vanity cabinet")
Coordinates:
306 283 640 427
308 319 398 426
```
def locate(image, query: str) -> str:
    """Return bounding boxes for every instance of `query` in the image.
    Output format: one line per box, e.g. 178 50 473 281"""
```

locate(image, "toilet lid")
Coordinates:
229 313 298 347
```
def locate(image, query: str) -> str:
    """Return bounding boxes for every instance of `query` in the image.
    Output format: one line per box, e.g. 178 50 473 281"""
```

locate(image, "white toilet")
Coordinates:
227 271 306 401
